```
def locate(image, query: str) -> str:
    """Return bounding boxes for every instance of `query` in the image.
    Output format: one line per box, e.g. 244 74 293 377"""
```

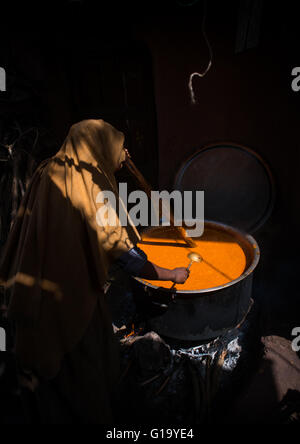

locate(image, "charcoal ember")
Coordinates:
132 332 171 376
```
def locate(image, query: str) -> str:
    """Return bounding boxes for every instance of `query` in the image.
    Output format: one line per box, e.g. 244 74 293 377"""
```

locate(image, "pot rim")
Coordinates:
134 220 260 295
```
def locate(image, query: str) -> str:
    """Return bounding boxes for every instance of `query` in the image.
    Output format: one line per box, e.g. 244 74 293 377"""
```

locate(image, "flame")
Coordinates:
124 323 143 339
124 323 135 339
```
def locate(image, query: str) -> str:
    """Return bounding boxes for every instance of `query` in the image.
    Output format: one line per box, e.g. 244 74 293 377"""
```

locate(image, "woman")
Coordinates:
0 119 188 424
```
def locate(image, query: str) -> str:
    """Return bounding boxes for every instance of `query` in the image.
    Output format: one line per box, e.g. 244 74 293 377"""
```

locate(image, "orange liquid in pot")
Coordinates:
137 226 247 290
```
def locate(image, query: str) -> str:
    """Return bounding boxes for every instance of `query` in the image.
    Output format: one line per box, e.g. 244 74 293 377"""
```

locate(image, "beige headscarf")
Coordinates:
0 119 140 380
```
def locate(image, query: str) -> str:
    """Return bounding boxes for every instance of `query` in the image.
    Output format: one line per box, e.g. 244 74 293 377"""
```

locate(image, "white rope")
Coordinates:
188 0 213 104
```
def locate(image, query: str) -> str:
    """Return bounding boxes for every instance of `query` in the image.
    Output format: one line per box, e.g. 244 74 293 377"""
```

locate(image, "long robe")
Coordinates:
0 119 140 423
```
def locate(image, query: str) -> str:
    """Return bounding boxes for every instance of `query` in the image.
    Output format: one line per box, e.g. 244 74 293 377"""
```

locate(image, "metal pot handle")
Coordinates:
149 289 177 309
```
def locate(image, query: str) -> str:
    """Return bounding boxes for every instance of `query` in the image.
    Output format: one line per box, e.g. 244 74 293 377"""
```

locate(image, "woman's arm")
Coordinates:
116 246 189 284
137 261 189 284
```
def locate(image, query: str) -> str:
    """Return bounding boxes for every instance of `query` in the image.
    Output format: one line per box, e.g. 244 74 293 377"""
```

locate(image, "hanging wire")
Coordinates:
188 0 213 104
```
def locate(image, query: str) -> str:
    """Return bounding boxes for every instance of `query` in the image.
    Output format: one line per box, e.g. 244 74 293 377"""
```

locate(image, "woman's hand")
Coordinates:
137 261 190 283
171 267 190 284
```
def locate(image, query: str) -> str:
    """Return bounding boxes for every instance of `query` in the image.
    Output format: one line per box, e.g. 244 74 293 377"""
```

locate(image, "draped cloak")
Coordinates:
0 119 140 422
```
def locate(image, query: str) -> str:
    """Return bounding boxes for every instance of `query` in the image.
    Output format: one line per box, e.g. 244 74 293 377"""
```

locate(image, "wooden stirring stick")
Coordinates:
124 150 196 248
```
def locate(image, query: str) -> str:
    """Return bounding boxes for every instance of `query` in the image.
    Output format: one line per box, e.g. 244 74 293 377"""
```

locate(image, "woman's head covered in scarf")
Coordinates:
60 119 127 180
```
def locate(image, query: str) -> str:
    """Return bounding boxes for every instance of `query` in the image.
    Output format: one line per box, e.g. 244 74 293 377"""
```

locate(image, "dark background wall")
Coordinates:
0 0 299 336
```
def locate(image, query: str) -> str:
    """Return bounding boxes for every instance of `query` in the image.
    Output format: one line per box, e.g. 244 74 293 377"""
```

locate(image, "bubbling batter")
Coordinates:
138 226 247 290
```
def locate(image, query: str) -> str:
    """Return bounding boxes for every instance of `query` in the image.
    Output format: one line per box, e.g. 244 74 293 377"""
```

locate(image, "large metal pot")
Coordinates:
131 220 260 341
